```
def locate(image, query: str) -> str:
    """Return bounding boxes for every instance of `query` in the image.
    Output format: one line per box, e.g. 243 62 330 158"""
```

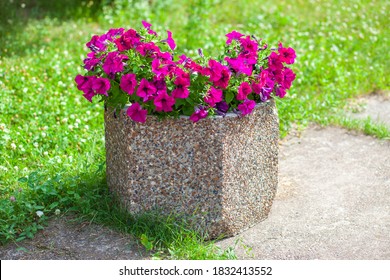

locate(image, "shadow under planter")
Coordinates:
104 100 279 239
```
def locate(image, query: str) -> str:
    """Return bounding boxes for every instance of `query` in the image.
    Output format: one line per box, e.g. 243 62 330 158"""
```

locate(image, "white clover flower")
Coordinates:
36 211 44 218
10 142 16 150
55 209 61 215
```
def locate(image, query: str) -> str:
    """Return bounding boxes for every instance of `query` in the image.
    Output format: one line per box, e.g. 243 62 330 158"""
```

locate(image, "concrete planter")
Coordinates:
104 100 279 238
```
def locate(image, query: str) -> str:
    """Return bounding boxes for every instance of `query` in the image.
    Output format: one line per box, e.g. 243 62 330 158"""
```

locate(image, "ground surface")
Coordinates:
1 94 389 260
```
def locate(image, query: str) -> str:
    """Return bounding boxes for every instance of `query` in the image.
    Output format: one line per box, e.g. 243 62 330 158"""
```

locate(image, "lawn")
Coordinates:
0 0 389 259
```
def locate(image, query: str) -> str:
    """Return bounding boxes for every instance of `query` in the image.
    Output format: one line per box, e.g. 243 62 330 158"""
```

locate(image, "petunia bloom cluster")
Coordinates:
75 22 296 123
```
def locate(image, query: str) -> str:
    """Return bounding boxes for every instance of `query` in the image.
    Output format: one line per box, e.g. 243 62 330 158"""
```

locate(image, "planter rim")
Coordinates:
110 99 273 120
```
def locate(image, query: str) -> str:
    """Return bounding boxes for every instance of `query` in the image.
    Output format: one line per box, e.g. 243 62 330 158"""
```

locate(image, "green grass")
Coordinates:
1 0 389 258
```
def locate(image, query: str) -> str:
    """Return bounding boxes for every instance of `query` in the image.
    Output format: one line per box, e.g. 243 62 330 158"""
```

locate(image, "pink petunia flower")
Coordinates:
114 29 140 51
83 52 101 71
137 78 157 102
225 56 253 76
154 91 175 112
282 68 296 89
151 59 170 77
268 52 283 71
86 35 107 52
120 73 137 95
136 42 160 57
208 60 231 89
239 35 258 54
102 51 128 76
75 75 92 92
162 30 176 51
127 102 148 123
204 87 223 107
142 20 158 36
189 107 208 123
238 99 256 116
278 43 296 64
171 76 190 98
237 81 252 100
275 86 287 98
225 30 244 45
153 76 167 95
92 77 110 95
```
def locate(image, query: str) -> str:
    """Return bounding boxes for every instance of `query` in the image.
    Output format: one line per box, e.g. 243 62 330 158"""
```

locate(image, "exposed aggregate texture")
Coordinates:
104 100 279 238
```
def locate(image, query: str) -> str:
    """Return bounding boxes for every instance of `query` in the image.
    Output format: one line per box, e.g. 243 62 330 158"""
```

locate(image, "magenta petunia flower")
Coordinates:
276 86 287 98
189 107 208 123
75 74 92 92
237 81 252 100
136 42 160 57
268 52 283 71
154 91 175 112
282 68 296 89
82 90 95 102
142 20 158 36
208 60 231 89
239 35 258 54
151 59 170 77
225 30 244 44
83 52 101 71
114 29 140 51
92 77 110 95
153 76 167 94
278 43 296 64
238 99 256 116
127 102 148 123
120 73 137 95
162 30 176 51
204 87 223 107
171 76 190 99
102 51 128 76
86 35 106 52
225 56 253 76
137 78 157 102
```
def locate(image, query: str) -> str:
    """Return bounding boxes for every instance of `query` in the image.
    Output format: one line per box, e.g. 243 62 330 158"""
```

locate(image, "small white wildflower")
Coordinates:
0 166 9 172
36 211 44 218
84 125 90 130
33 142 39 148
11 142 16 150
14 166 19 171
23 88 28 93
55 209 61 215
41 132 47 138
43 151 48 156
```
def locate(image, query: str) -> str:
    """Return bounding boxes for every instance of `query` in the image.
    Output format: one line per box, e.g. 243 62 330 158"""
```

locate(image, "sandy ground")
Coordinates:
1 93 389 260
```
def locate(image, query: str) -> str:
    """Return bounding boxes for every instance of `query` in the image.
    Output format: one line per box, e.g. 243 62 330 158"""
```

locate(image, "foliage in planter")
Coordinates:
75 21 296 123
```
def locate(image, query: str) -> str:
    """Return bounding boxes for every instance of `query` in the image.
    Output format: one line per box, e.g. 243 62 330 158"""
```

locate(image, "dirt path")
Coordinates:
1 93 389 260
0 216 150 260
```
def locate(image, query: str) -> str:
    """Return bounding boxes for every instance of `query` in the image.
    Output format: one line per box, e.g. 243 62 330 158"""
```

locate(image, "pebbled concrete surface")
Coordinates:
346 92 390 128
218 126 390 259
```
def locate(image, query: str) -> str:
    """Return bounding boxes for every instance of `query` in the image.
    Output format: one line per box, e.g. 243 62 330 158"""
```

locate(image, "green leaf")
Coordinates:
225 91 234 104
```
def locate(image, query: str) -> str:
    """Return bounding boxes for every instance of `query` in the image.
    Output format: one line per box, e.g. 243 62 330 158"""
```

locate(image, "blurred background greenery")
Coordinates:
0 0 389 248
